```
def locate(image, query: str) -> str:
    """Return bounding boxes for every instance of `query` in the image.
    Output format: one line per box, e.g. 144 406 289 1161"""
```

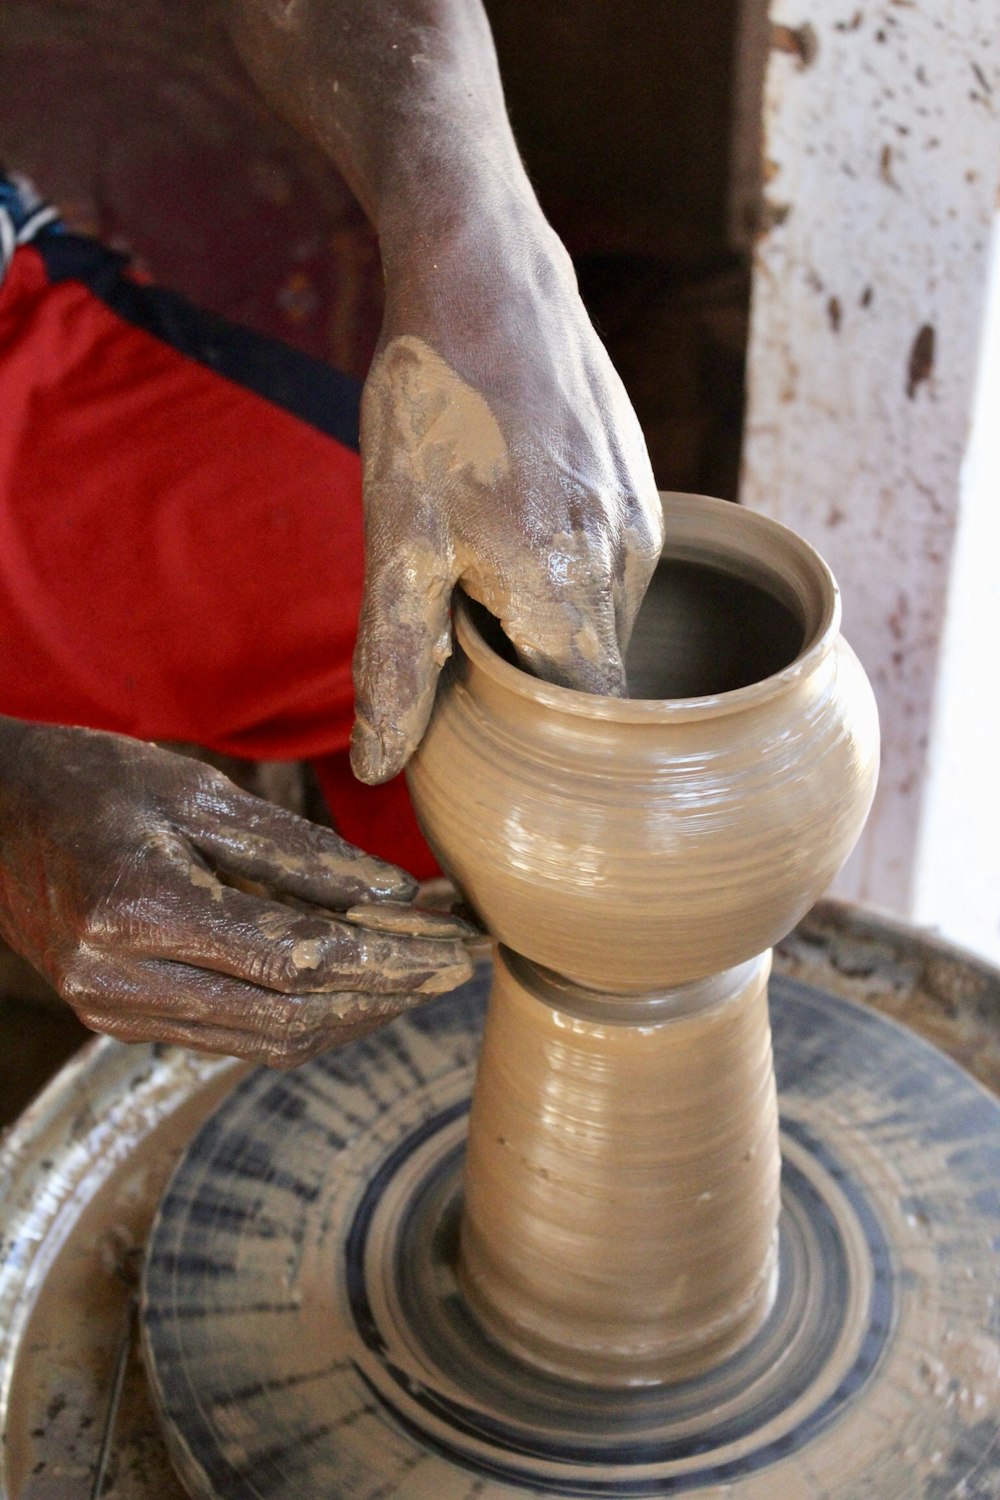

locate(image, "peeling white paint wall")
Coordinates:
912 216 1000 964
741 0 1000 930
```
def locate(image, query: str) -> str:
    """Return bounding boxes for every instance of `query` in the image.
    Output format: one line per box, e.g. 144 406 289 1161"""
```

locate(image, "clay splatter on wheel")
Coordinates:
142 966 1000 1500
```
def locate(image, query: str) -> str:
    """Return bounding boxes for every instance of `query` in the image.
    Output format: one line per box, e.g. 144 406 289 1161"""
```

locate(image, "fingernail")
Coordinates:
417 959 475 994
357 865 419 901
376 872 421 900
350 717 389 784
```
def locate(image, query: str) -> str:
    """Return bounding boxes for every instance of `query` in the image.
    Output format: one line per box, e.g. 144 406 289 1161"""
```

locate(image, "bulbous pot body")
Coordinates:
407 493 879 992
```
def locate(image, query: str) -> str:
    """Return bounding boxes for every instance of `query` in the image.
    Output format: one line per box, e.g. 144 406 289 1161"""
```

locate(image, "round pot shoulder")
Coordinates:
407 493 880 991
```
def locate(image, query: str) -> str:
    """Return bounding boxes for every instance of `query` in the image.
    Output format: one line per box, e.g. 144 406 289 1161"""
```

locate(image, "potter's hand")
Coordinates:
351 208 663 783
222 0 664 787
0 718 474 1066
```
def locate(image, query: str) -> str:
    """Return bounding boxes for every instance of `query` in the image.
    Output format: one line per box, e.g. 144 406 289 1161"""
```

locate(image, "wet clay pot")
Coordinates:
408 492 879 993
406 492 879 1385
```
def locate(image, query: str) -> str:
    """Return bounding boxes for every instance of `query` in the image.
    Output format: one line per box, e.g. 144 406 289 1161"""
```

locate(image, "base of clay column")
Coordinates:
458 947 781 1386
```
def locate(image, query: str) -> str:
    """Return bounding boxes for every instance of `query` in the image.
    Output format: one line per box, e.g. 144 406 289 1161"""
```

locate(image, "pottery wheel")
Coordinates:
141 964 1000 1500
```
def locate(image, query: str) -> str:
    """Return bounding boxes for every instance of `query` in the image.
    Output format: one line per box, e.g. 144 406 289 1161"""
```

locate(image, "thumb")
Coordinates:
351 535 454 785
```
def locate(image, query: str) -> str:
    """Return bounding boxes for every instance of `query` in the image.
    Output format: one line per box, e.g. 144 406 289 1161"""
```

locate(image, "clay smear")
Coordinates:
365 334 510 491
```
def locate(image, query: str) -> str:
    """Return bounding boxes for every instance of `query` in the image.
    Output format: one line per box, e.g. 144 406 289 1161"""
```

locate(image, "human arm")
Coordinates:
224 0 664 782
0 717 473 1066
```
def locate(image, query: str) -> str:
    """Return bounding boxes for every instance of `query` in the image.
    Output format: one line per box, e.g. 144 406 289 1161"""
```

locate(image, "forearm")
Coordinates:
222 0 538 252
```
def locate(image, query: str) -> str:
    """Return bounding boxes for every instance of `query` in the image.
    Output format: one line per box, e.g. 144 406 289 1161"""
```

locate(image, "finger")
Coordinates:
342 901 481 939
78 1008 279 1061
488 585 628 698
184 777 418 904
613 501 665 654
238 889 484 940
76 956 428 1034
78 987 420 1067
350 535 454 785
137 869 474 996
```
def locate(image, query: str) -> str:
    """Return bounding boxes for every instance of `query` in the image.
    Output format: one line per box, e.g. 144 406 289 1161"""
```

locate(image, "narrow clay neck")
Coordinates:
501 947 771 1021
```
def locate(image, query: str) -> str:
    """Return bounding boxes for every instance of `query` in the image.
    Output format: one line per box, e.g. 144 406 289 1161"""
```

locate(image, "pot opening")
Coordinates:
626 558 806 699
467 557 806 701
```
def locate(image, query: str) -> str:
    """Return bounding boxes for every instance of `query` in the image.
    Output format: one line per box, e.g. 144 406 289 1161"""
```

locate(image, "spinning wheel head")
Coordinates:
141 971 1000 1500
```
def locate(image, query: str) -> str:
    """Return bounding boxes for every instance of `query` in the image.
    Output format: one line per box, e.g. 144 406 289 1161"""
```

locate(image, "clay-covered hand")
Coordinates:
222 0 663 785
222 0 662 786
351 203 663 784
0 718 474 1066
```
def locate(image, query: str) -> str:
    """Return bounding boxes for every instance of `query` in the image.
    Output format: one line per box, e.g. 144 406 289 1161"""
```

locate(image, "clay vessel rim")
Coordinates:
453 493 841 724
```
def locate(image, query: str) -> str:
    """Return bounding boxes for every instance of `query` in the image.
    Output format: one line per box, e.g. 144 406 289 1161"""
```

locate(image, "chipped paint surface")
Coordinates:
742 0 1000 915
910 225 1000 964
